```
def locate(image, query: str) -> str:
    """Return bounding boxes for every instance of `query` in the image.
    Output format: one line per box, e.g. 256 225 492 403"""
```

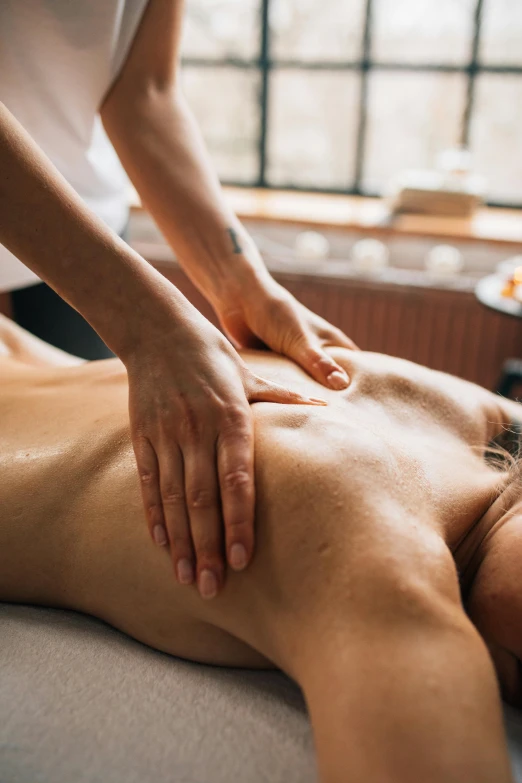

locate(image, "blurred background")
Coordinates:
179 0 521 203
131 0 522 395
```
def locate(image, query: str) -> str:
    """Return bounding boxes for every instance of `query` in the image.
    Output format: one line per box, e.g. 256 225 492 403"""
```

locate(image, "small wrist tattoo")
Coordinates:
227 227 243 254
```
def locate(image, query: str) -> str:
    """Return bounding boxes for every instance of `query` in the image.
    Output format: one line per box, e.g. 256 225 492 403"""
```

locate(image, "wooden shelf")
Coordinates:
220 187 522 248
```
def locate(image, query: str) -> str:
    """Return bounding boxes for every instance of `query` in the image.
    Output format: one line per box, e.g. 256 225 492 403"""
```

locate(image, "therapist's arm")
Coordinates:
100 0 356 389
100 0 262 318
0 101 318 597
0 101 180 360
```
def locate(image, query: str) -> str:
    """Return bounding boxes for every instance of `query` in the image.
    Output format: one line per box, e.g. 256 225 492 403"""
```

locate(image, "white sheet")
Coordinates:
1 604 521 782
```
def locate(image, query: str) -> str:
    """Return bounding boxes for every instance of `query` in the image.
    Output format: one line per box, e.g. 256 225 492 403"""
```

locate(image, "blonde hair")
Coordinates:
483 422 522 496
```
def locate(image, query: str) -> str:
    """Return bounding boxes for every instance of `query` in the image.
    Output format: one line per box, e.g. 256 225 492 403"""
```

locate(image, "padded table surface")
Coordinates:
1 604 522 783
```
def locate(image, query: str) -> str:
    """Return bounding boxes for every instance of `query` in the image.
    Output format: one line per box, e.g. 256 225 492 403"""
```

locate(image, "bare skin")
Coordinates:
0 313 521 783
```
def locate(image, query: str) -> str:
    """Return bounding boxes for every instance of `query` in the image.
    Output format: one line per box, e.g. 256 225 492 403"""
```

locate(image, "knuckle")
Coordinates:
188 488 216 510
146 503 163 525
133 432 151 447
222 468 251 493
220 406 250 438
225 514 250 532
223 404 247 425
161 488 185 507
139 469 157 486
309 351 331 371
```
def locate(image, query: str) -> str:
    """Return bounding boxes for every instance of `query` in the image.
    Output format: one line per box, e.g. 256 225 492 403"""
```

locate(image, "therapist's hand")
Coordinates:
125 307 323 600
217 277 358 388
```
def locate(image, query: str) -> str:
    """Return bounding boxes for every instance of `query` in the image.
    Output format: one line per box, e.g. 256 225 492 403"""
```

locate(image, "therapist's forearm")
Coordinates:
101 88 269 312
0 102 192 359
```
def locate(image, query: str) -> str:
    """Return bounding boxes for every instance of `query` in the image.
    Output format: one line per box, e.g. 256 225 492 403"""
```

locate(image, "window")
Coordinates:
181 0 522 207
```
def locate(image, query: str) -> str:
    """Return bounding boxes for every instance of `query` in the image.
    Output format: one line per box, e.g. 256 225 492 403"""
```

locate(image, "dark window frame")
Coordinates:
182 0 522 208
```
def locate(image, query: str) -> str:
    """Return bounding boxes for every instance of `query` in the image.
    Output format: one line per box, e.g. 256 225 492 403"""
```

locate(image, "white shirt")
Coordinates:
0 0 149 292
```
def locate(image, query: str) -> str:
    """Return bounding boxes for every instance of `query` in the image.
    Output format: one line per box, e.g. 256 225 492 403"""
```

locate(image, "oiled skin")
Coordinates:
0 317 520 783
0 343 502 656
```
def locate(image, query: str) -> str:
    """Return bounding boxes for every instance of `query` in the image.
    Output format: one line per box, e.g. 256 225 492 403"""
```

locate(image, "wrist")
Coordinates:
208 244 274 313
104 263 198 363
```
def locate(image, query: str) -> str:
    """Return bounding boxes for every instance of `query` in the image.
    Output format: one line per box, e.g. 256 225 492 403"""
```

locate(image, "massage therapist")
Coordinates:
0 0 355 599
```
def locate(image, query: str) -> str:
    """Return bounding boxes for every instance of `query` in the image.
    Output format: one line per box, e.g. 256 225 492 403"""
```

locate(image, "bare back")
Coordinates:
0 341 514 674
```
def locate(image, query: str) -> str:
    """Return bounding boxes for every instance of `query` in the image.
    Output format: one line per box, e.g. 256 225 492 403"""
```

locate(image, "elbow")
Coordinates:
101 70 183 130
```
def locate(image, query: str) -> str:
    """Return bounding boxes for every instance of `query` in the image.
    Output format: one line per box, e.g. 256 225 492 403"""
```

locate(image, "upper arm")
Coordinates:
102 0 185 112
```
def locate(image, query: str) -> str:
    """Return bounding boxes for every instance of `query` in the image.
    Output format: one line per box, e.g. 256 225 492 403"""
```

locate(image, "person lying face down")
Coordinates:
0 313 521 783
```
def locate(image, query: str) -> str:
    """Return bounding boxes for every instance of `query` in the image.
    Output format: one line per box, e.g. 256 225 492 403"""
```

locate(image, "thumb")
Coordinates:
246 373 327 406
289 340 351 391
218 304 265 350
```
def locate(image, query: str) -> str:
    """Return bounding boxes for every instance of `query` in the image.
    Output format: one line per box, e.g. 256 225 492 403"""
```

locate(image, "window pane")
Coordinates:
270 0 366 62
267 71 360 189
182 68 260 183
479 0 522 65
182 0 260 60
469 74 522 203
363 72 466 193
372 0 475 64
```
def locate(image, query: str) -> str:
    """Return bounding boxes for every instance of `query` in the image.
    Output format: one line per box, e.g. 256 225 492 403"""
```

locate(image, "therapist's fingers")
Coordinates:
133 432 168 548
216 401 255 577
182 433 225 600
215 373 327 576
187 374 325 593
128 335 329 601
294 340 350 391
158 441 195 586
247 373 328 406
319 324 359 352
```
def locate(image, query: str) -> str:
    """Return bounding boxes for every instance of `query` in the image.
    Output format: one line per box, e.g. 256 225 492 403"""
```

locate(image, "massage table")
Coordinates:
1 602 522 783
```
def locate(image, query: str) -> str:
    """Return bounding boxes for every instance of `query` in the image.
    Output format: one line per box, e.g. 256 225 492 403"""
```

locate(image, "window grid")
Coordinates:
461 0 484 147
182 0 522 208
258 0 271 185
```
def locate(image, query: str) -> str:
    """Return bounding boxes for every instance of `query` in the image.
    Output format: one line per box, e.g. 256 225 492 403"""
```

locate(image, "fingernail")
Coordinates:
152 524 168 546
327 370 349 390
308 397 328 405
199 569 218 600
229 542 248 571
177 558 194 585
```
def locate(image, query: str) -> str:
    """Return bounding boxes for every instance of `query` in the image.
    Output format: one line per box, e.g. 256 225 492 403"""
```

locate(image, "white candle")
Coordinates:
351 239 389 274
425 245 464 278
294 231 330 261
